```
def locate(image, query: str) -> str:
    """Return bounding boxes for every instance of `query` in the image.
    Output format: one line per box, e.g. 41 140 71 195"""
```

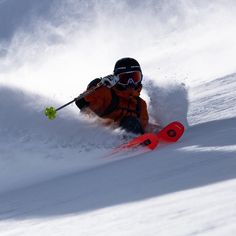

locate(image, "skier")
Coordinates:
75 57 149 134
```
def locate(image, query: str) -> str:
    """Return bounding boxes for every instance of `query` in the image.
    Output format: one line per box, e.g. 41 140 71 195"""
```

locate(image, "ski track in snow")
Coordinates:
188 73 236 125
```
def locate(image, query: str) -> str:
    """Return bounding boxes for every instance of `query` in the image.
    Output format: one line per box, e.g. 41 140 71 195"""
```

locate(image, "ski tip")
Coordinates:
157 121 185 143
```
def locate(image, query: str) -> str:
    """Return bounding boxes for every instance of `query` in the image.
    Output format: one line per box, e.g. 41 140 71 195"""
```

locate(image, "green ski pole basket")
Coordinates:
44 107 57 120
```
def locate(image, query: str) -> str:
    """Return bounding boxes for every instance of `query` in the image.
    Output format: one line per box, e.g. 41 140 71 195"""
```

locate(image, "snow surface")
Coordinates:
0 0 236 235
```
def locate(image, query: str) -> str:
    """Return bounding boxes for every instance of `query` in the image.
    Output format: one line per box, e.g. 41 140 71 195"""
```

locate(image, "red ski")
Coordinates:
156 121 185 143
113 121 185 154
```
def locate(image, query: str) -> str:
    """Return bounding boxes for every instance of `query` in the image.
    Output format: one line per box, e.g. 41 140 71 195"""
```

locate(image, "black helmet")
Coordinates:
113 57 143 90
113 57 142 75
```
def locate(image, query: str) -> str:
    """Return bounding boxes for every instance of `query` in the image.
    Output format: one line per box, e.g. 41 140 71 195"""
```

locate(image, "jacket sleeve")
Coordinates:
82 86 112 115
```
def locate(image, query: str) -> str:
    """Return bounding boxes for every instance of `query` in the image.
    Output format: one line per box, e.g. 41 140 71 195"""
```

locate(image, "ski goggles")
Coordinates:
117 71 142 85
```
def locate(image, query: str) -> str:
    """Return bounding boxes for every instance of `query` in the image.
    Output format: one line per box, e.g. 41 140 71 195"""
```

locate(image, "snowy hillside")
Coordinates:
0 0 236 235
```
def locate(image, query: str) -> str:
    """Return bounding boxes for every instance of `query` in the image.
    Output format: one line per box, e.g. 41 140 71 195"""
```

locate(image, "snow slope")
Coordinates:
0 0 236 235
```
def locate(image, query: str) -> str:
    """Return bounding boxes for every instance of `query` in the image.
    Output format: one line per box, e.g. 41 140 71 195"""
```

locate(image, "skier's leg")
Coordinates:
120 116 144 134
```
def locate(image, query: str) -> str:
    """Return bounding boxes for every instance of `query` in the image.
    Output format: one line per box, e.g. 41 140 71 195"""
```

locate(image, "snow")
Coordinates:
0 0 236 235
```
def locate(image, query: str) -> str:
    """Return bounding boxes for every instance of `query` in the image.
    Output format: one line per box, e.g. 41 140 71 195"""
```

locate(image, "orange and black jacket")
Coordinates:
76 83 149 132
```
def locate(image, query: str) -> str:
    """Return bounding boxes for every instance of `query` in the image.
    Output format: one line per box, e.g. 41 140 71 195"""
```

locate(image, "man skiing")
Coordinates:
75 57 149 134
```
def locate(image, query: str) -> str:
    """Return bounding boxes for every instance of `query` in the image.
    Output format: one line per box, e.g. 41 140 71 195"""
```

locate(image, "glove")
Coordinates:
101 74 119 88
75 97 89 110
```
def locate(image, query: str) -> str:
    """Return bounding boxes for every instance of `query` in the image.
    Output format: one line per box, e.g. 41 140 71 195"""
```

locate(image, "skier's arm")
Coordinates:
75 75 117 111
76 86 112 114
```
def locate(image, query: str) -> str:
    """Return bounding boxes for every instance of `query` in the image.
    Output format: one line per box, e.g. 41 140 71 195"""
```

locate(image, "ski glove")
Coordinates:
101 74 119 88
75 97 89 110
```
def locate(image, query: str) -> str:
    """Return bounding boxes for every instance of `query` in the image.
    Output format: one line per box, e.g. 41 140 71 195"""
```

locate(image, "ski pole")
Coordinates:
44 81 103 120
